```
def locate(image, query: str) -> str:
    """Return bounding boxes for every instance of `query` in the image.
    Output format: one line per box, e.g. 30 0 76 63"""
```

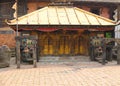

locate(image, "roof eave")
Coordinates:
9 24 116 28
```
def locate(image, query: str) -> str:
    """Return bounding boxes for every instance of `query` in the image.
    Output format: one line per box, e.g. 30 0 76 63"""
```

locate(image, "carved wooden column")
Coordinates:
33 43 37 68
54 36 59 55
69 36 74 56
102 39 106 65
31 31 39 62
90 37 94 61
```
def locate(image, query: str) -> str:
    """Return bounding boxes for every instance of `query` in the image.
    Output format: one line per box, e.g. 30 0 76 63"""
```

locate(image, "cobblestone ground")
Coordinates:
0 61 120 86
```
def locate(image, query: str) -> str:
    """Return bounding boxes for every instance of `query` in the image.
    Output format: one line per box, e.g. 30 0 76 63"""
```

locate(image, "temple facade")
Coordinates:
0 0 119 56
8 4 115 56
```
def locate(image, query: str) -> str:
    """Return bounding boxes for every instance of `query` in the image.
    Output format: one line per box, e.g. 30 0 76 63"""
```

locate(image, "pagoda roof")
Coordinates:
7 5 115 26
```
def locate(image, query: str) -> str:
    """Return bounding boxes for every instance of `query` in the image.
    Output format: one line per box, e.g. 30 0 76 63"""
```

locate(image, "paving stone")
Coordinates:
0 61 120 86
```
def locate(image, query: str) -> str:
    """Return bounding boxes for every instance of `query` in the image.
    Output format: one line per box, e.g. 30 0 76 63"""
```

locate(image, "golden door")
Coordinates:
74 36 87 55
59 36 70 55
43 36 54 55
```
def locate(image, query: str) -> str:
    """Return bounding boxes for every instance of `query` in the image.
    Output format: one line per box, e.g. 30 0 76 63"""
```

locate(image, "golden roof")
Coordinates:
8 6 115 26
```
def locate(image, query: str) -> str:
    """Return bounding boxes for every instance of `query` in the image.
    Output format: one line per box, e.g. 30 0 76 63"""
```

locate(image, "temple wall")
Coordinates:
81 6 110 19
0 32 16 48
100 7 110 19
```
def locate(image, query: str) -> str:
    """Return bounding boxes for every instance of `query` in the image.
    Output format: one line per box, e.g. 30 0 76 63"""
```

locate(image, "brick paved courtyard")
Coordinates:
0 61 120 86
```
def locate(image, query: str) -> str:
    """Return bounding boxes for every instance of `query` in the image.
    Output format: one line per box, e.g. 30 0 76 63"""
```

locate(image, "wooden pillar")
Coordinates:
70 36 74 55
63 30 66 55
31 31 39 62
16 37 21 68
54 37 59 55
33 44 37 68
102 39 106 65
16 41 21 68
78 31 81 54
39 37 43 56
89 37 95 61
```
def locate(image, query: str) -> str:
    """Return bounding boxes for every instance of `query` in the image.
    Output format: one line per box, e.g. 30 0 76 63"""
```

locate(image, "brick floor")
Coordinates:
0 61 120 86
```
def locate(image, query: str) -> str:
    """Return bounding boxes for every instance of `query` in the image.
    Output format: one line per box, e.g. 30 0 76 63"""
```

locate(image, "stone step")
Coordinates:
39 56 90 62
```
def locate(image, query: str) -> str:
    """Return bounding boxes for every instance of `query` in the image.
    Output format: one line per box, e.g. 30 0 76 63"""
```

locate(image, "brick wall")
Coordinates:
0 33 16 48
100 7 110 19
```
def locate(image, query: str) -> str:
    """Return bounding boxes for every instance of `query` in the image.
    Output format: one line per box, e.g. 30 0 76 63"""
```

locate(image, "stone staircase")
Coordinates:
39 56 90 62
